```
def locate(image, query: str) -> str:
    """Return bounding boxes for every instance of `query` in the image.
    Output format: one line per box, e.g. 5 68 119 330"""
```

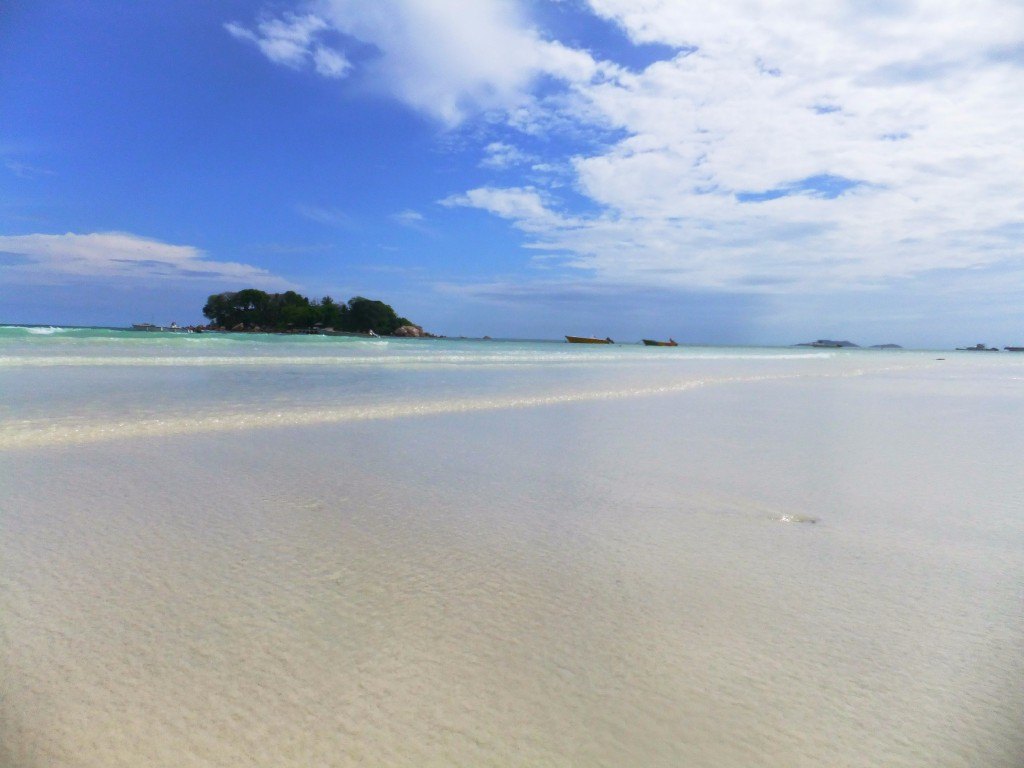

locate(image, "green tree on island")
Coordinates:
202 289 415 335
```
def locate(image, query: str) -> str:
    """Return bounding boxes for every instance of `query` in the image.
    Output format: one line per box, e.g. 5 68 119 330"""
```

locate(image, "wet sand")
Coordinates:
2 350 1023 766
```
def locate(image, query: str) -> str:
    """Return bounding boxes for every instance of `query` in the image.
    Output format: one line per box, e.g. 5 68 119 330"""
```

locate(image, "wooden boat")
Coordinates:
642 338 677 347
566 335 614 344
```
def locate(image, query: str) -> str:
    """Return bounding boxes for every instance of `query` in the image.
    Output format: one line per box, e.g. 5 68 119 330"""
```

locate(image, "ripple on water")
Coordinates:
772 514 819 524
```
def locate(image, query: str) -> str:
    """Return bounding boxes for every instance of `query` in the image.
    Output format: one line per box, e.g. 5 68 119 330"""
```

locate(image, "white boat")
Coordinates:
130 322 191 332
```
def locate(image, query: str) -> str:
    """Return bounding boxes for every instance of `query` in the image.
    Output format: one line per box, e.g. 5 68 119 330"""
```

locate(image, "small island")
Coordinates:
201 289 429 337
794 340 904 349
794 339 860 348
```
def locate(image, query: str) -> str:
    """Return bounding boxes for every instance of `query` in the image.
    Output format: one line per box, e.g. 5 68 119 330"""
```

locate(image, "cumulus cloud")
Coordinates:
314 0 610 124
0 232 288 287
442 187 570 233
449 0 1024 291
232 0 1024 292
228 0 611 125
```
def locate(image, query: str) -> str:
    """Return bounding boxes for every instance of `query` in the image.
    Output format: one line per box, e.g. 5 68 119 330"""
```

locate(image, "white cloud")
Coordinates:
480 141 535 169
392 209 424 224
0 232 288 287
232 0 1024 293
226 13 350 78
313 0 607 125
447 0 1024 291
390 209 431 233
229 0 611 125
5 159 55 179
442 187 569 233
295 203 354 228
312 45 351 77
390 209 437 235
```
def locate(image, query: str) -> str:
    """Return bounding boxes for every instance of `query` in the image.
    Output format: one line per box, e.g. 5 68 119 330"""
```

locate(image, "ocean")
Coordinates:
2 325 1022 766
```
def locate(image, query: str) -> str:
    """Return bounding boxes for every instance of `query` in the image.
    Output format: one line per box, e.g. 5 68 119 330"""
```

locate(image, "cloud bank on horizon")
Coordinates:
225 0 1024 294
0 232 288 289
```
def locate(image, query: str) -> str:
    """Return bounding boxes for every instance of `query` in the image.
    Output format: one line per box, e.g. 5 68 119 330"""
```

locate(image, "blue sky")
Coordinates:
1 0 1022 346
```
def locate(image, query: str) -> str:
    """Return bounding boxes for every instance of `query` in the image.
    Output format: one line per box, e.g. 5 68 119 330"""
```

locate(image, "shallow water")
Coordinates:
2 328 1023 766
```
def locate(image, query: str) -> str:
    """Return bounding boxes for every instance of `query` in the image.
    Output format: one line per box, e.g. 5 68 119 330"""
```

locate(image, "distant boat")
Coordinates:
794 339 860 348
130 322 192 333
956 343 999 351
1005 346 1024 352
642 338 678 347
566 335 614 344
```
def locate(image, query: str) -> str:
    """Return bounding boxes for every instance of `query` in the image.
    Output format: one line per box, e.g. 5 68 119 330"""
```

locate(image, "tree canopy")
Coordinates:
202 290 414 334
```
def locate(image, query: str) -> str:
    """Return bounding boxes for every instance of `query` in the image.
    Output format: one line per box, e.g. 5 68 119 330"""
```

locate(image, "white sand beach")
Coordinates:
2 333 1023 766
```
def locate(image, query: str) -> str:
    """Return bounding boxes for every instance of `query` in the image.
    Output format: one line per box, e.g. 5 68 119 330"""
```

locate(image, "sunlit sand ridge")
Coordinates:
0 366 915 450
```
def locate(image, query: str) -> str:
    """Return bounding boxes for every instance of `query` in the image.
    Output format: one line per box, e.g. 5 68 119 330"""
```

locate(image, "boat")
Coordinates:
1005 346 1024 352
566 335 614 344
642 338 678 347
797 339 859 348
956 343 999 351
130 322 194 333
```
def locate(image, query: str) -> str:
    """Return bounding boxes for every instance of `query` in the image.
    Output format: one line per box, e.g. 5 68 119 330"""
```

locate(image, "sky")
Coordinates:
1 0 1022 346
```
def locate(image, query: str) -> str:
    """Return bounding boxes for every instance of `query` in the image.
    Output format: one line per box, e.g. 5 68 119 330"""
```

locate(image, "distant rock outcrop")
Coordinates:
392 324 425 338
795 339 860 348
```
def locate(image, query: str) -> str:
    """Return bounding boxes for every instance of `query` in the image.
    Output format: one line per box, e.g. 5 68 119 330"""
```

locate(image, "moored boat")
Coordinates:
130 322 197 333
566 335 614 344
642 338 677 347
1005 346 1024 352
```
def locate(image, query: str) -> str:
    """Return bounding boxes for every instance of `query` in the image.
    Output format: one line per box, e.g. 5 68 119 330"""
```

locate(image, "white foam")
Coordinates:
0 351 838 368
24 326 69 335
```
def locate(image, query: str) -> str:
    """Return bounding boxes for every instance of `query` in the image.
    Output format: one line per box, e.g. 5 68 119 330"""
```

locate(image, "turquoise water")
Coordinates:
0 323 868 361
2 324 1023 766
3 324 1014 445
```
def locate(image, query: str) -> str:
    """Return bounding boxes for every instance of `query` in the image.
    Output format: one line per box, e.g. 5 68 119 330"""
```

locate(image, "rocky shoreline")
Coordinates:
187 323 437 338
